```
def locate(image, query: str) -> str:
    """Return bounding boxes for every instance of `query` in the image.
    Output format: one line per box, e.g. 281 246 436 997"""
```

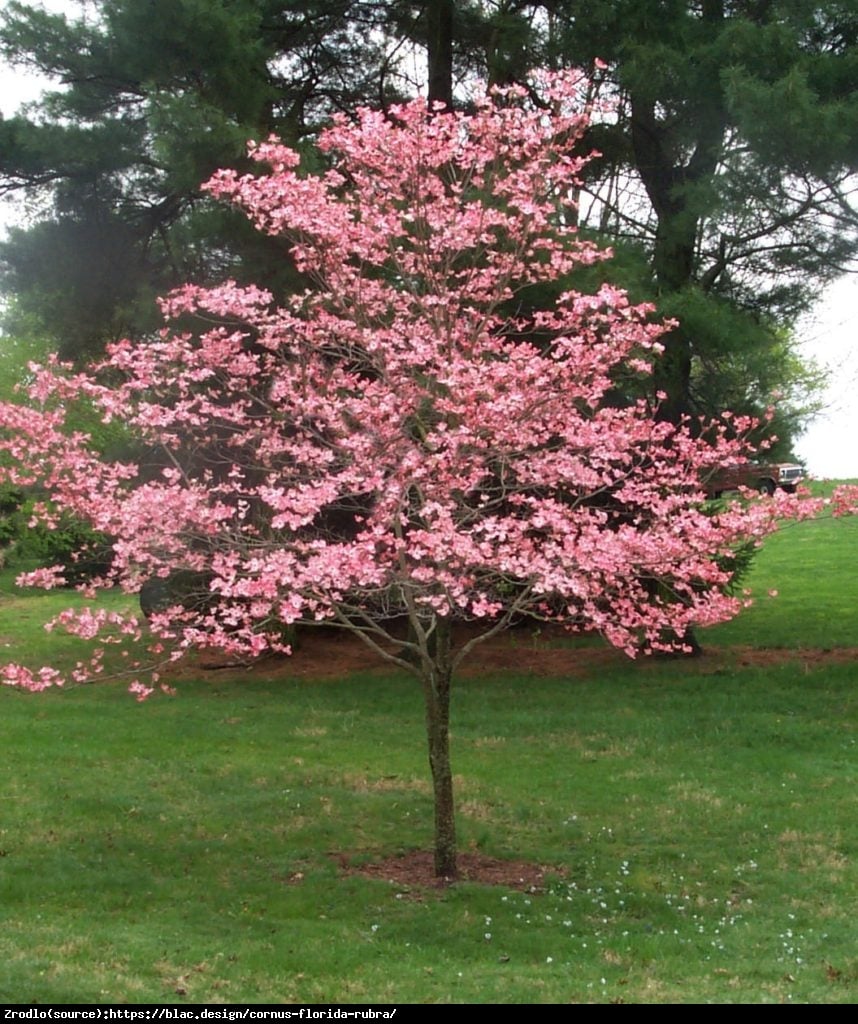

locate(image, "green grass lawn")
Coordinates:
0 508 856 1003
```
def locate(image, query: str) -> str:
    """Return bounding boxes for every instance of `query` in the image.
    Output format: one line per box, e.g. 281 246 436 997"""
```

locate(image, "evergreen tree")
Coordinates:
532 0 858 422
0 0 405 357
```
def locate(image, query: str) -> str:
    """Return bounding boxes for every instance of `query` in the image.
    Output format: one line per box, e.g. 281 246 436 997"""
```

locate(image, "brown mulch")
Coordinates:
334 849 561 890
726 645 858 669
178 621 858 683
178 621 626 680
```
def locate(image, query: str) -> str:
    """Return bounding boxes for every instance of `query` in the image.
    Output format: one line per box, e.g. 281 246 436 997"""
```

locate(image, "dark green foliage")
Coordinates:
0 211 159 361
0 483 23 548
139 569 213 619
537 0 858 426
0 0 402 358
2 497 112 583
659 287 825 458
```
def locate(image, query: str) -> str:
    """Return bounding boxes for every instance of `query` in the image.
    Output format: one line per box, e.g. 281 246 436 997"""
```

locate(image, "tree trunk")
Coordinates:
426 0 454 110
652 309 694 425
628 0 727 424
421 616 457 877
629 97 698 422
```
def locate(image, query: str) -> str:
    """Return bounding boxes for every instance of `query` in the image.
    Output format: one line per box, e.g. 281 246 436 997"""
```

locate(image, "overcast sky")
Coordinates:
1 0 856 478
794 276 858 479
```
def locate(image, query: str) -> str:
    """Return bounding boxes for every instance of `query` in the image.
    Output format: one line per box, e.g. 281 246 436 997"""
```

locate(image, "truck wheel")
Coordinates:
757 478 776 496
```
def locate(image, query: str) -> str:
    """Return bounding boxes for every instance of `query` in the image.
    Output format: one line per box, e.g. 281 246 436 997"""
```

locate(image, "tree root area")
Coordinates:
334 850 560 890
179 621 858 682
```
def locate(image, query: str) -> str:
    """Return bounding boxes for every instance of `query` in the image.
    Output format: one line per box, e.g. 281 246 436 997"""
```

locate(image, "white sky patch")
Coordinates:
795 275 858 480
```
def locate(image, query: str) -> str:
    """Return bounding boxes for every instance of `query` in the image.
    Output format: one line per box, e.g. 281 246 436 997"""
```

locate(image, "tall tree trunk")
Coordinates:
421 616 457 877
628 1 726 425
630 97 698 423
426 0 454 110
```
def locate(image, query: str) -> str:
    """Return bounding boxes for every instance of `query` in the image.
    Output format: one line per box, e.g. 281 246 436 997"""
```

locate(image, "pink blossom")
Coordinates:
128 681 155 702
16 565 67 590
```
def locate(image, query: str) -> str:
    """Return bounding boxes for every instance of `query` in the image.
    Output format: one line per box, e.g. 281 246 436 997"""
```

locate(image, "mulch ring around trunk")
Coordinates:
333 849 563 891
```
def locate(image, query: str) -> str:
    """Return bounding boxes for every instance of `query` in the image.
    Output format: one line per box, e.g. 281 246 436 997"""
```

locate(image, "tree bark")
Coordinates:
627 0 727 424
421 616 457 877
426 0 454 110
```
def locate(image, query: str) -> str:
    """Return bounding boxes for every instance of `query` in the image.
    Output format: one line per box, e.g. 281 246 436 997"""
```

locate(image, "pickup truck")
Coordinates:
704 462 805 498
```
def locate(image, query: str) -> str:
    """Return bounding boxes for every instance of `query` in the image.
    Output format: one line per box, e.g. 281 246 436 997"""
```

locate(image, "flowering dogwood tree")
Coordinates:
0 71 822 877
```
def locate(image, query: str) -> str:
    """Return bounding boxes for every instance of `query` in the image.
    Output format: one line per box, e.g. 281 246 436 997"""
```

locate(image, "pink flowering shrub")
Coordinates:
0 70 846 875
